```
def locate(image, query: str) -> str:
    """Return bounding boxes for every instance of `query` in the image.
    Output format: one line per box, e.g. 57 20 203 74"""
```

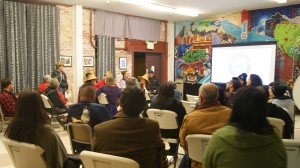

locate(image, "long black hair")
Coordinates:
230 87 273 135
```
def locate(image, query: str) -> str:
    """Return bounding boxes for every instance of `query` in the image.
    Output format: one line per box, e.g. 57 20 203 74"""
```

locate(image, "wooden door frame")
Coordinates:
125 39 168 83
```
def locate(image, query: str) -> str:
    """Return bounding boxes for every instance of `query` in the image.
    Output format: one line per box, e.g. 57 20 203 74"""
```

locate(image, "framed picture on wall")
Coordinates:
120 57 127 70
60 56 72 67
83 56 94 67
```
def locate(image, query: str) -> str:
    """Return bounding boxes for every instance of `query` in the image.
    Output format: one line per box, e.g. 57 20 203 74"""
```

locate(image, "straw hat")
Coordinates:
104 71 113 77
85 73 97 81
138 74 149 82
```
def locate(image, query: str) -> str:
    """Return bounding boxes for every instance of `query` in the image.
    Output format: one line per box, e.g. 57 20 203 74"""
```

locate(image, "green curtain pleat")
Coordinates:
95 35 115 79
0 1 59 92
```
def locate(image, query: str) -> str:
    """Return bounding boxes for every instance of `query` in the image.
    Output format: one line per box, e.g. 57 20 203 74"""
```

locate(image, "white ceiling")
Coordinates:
38 0 300 22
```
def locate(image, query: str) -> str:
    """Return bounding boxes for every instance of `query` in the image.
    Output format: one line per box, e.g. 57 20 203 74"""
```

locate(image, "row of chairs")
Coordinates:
2 138 140 168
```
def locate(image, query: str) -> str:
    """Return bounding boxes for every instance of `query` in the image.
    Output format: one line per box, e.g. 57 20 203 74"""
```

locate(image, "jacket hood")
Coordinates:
214 125 280 150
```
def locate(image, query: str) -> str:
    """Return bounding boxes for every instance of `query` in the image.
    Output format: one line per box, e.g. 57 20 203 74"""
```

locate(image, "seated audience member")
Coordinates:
150 82 186 155
5 89 68 168
246 74 263 87
119 70 129 89
68 85 111 128
78 73 97 102
269 81 295 121
92 86 166 168
148 70 160 94
45 78 67 114
203 87 287 168
257 86 293 139
96 76 122 116
151 81 182 103
138 73 150 91
38 74 51 93
225 77 241 107
0 78 17 117
179 83 231 168
238 73 247 86
94 71 113 89
125 77 141 88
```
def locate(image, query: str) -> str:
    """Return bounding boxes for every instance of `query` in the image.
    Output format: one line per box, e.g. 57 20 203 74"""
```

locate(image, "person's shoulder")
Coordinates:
89 103 107 109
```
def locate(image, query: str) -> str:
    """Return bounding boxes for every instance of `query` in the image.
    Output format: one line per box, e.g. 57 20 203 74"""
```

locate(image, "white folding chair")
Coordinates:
2 138 47 168
41 94 66 128
0 104 13 132
146 109 179 167
185 134 212 163
98 93 109 104
80 151 139 168
186 94 198 103
267 117 285 138
181 100 196 113
282 139 300 168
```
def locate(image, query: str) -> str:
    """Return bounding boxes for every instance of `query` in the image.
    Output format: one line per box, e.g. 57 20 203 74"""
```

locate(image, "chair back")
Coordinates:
147 109 178 129
41 94 52 109
80 151 139 168
67 122 93 154
282 139 300 168
186 94 198 103
185 134 212 163
267 117 285 138
98 93 109 104
0 105 13 132
2 138 47 168
181 100 196 113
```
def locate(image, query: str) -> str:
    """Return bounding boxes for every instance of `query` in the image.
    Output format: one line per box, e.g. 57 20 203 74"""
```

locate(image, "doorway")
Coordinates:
134 52 162 81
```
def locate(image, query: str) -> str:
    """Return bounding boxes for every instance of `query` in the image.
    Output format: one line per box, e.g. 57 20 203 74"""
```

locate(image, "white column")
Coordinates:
167 22 175 81
72 5 83 102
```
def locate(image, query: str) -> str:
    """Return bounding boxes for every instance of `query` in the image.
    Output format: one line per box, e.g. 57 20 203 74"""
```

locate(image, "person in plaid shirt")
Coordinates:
0 78 17 117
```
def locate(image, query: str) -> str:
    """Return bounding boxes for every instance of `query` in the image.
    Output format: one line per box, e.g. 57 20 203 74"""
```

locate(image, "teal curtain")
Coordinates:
95 35 115 79
0 1 59 92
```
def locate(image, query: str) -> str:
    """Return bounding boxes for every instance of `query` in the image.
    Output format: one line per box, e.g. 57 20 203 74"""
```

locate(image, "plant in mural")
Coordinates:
182 50 206 63
274 24 300 60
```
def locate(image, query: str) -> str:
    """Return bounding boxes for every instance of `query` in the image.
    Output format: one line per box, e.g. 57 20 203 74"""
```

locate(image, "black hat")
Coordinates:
238 73 247 81
148 70 154 74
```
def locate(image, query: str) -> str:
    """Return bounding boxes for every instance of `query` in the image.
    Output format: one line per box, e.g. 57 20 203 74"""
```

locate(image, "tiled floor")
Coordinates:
1 114 300 168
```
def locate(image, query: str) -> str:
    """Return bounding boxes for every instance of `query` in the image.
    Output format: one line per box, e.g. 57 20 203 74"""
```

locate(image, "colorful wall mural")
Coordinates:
175 4 300 86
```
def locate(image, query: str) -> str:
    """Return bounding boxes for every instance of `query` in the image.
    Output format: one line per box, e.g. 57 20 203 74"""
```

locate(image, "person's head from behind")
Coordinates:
119 86 146 117
49 78 59 89
104 71 113 79
167 81 177 90
1 78 13 91
247 74 262 87
227 77 241 92
5 89 49 141
158 82 174 99
126 77 140 88
238 73 247 86
230 87 271 134
271 81 287 97
121 71 129 80
80 85 96 102
42 75 51 83
199 83 219 105
105 76 115 86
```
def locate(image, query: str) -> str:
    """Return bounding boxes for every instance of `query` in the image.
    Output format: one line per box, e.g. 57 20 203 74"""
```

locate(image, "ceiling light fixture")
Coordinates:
272 0 287 3
120 0 199 17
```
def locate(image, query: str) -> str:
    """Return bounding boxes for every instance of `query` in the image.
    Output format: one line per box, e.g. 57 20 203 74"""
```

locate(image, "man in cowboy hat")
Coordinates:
78 72 98 102
138 73 149 91
51 62 68 96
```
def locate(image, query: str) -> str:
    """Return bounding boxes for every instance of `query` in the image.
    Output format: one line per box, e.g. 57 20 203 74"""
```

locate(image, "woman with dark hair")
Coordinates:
150 82 186 154
5 89 68 168
119 70 129 89
203 87 286 168
246 74 263 87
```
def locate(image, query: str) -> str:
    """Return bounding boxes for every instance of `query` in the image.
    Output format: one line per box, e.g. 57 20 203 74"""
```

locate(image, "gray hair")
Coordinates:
126 77 140 88
49 78 59 88
199 83 219 103
43 74 51 83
